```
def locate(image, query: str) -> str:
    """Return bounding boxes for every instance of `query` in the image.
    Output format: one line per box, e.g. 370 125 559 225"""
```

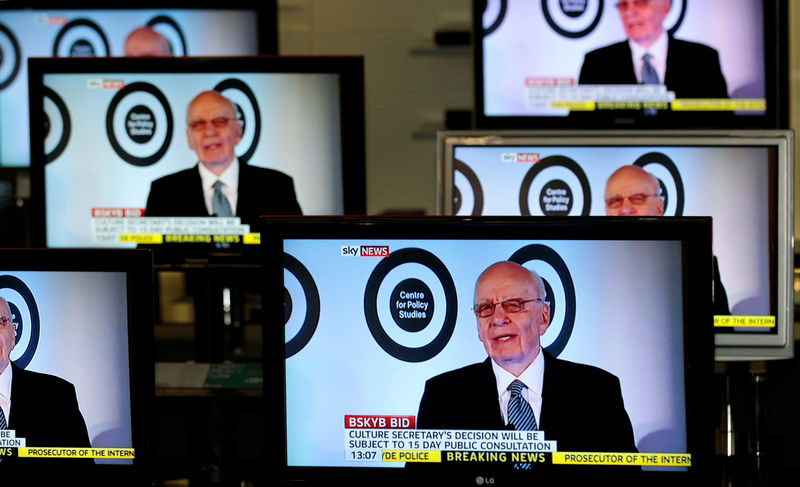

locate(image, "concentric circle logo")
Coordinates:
52 19 110 57
43 87 72 164
146 15 187 56
284 253 321 358
364 248 458 362
665 0 687 36
0 22 22 91
481 0 509 36
542 0 604 39
213 79 261 164
106 82 173 167
0 275 40 369
507 244 576 357
519 155 591 216
453 159 484 215
633 152 684 216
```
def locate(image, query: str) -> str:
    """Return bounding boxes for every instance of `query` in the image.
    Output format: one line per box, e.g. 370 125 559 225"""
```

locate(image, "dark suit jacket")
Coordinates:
578 36 728 99
416 352 637 454
6 364 91 457
144 163 302 228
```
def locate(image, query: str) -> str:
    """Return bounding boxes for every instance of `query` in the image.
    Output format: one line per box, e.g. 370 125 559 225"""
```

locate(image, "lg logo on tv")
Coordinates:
475 476 496 485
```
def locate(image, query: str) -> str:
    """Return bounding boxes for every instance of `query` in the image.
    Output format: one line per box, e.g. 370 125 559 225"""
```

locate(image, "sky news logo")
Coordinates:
501 152 541 163
341 245 390 257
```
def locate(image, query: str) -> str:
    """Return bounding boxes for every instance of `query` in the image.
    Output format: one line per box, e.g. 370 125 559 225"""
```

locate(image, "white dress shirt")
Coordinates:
491 348 545 427
629 30 668 84
198 158 240 216
0 363 13 424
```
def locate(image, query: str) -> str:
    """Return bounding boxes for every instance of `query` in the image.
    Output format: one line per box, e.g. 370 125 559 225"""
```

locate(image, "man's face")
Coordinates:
0 300 15 373
616 0 671 47
605 166 665 216
124 28 172 57
186 92 242 174
475 263 550 374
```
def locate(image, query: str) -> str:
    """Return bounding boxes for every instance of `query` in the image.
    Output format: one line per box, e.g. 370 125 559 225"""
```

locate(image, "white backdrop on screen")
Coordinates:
482 0 764 115
0 9 259 167
0 270 131 463
43 71 343 247
283 239 686 467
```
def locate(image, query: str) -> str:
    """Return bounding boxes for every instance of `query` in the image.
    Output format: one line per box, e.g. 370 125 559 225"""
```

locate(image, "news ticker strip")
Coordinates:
376 451 691 467
90 213 257 244
552 99 766 112
343 416 690 467
714 315 775 328
9 448 135 459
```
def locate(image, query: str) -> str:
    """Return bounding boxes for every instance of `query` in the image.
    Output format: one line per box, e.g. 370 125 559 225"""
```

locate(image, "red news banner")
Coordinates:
343 414 690 467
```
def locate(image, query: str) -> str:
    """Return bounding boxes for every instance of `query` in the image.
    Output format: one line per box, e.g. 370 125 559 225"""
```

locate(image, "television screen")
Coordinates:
437 130 794 360
474 0 786 129
0 4 274 167
27 56 365 258
263 216 715 486
0 248 153 481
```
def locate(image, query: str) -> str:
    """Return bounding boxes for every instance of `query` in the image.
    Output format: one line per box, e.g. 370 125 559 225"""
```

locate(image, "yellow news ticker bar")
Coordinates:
382 450 441 463
714 315 776 328
552 452 691 467
119 234 261 245
18 448 135 459
552 99 766 112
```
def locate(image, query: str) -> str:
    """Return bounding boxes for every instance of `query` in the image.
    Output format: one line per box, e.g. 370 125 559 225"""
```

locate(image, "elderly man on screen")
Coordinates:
144 90 302 227
578 0 728 99
415 262 637 456
0 297 91 457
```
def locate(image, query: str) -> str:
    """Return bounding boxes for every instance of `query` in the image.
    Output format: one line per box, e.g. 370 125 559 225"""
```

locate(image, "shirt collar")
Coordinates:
198 157 240 192
0 362 12 401
629 29 668 62
490 347 545 398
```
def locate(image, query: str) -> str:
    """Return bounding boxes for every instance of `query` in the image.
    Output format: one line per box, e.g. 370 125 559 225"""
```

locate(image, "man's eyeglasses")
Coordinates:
472 298 545 318
605 193 660 209
615 0 652 11
0 316 12 328
188 117 234 132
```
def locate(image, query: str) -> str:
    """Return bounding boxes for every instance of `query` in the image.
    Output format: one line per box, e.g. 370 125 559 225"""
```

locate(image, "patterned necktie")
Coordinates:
641 53 659 115
212 180 233 217
508 380 536 469
0 407 5 462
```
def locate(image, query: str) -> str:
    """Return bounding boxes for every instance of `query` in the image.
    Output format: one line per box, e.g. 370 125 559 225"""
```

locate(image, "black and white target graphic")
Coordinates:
508 244 575 357
284 253 321 358
106 82 174 167
481 0 508 36
0 22 22 91
364 248 458 363
0 275 40 369
519 155 591 216
213 78 261 164
146 15 188 56
665 0 687 36
453 159 484 215
43 87 71 164
52 18 110 57
541 0 604 39
633 152 684 216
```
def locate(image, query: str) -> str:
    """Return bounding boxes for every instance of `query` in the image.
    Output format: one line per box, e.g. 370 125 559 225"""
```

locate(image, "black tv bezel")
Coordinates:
262 215 716 487
26 55 366 263
0 248 154 484
472 0 788 130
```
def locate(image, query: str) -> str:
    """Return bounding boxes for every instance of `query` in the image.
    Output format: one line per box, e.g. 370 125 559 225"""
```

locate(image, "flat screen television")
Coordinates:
437 130 794 361
263 216 715 487
474 0 787 129
0 248 153 483
27 56 365 261
0 2 276 167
